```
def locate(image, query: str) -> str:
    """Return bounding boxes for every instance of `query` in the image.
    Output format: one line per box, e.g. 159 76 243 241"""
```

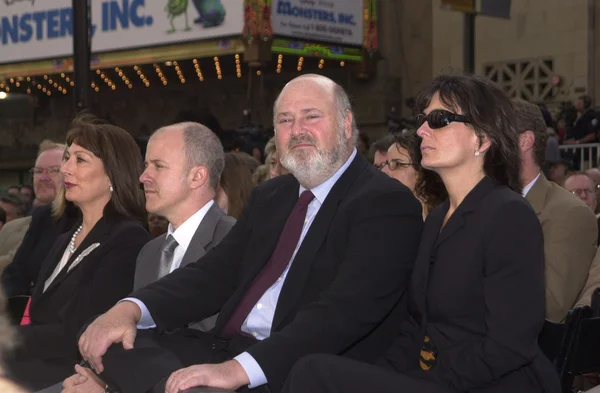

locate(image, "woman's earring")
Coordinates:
474 151 480 157
109 185 113 192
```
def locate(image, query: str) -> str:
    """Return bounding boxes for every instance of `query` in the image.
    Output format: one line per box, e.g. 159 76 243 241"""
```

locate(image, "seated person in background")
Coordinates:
252 164 269 185
514 98 597 322
383 131 445 218
0 194 27 224
71 74 423 393
585 167 600 213
215 152 260 219
369 134 395 169
4 119 150 390
0 141 65 275
28 141 65 212
282 74 560 393
563 172 600 245
264 137 290 180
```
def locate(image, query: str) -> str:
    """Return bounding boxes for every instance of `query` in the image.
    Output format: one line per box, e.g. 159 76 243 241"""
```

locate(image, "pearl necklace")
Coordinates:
68 225 83 254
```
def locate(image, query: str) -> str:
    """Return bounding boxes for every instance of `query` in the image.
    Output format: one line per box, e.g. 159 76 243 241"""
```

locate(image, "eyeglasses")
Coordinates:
374 161 387 170
416 109 470 129
570 188 595 197
381 159 412 171
30 166 61 177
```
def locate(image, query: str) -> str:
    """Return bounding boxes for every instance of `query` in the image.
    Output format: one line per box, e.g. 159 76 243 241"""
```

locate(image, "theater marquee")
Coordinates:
0 0 244 64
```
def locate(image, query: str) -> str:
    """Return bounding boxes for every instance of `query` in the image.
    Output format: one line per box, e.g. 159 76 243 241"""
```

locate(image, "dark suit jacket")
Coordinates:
15 217 150 361
133 202 236 290
131 153 424 391
1 204 78 297
380 177 560 393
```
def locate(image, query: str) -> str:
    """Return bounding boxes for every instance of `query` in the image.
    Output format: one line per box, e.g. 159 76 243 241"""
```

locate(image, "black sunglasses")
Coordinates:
416 109 470 129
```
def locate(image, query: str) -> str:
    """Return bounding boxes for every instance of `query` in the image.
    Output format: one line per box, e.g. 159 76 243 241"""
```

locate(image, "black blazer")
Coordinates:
380 177 560 393
15 217 150 361
132 153 424 391
2 204 78 296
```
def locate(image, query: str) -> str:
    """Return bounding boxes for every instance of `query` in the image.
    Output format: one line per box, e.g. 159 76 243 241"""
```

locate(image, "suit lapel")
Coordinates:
409 177 498 324
272 154 368 330
433 177 496 249
180 202 226 267
40 218 112 296
134 235 165 289
411 203 446 316
32 231 72 302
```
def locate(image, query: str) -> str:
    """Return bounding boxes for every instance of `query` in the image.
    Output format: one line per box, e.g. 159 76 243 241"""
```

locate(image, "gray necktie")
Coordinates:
158 235 179 279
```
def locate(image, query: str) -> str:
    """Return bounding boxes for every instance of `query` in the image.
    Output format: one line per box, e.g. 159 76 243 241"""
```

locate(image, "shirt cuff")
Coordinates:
234 351 267 388
119 298 156 329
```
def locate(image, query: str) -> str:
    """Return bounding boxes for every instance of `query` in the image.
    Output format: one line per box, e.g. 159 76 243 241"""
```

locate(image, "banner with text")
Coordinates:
0 0 243 64
272 0 364 46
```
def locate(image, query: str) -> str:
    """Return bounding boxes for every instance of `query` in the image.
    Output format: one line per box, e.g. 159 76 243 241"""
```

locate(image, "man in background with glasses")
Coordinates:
28 140 65 211
0 140 64 276
563 172 600 245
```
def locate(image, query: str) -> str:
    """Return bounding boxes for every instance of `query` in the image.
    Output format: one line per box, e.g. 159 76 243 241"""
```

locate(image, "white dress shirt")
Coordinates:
166 200 214 273
522 172 541 197
124 199 214 319
129 149 357 389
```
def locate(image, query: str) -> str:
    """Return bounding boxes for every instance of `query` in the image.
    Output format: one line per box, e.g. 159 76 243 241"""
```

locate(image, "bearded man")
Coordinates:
69 74 423 393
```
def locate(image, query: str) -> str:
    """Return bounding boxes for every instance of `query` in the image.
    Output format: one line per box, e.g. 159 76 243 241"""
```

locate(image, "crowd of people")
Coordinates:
0 73 596 393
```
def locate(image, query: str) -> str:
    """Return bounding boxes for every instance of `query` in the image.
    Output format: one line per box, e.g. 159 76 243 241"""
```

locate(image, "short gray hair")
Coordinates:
157 122 225 190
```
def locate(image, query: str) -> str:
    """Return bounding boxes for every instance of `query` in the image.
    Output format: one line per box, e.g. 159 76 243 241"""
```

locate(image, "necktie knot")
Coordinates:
298 190 315 207
163 235 178 254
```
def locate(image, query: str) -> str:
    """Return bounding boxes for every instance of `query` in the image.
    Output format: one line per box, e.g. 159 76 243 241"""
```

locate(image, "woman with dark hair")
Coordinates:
282 75 560 393
5 120 150 390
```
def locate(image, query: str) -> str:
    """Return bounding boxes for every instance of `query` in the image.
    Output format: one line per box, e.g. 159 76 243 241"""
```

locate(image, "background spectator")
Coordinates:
586 167 600 213
29 140 65 210
0 195 26 224
369 135 395 169
216 152 260 219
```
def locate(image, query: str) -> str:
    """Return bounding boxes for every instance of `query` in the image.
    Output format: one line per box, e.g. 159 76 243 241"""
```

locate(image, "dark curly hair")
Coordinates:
393 130 445 214
412 74 522 204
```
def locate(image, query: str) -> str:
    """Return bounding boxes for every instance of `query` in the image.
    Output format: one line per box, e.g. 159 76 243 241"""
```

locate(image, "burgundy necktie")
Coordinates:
221 190 315 338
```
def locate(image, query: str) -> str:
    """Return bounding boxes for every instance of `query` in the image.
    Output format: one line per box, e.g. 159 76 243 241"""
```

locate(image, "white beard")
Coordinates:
279 130 349 189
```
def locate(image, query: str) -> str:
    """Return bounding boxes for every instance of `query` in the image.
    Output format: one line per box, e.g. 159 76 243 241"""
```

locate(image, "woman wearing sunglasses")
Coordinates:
281 74 560 393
